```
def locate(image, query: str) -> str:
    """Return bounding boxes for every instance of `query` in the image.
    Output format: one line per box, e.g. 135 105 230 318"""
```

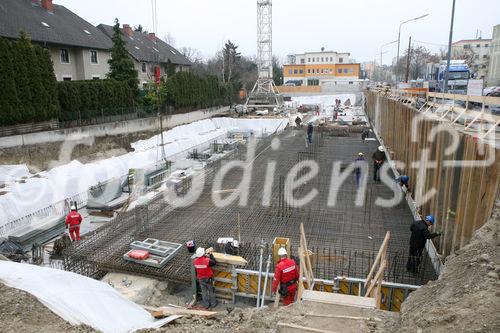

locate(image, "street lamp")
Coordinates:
381 40 398 68
395 14 429 88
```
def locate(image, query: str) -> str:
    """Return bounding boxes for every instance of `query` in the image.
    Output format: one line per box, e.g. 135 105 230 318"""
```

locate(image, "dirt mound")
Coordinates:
138 303 310 333
390 200 500 333
0 283 97 333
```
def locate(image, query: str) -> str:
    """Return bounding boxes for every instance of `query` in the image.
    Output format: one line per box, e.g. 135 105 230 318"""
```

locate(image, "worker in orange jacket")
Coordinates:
65 205 82 241
272 247 299 306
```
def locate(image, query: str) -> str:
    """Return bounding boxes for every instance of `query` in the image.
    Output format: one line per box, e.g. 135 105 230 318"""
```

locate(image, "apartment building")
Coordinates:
284 50 361 86
487 24 500 86
451 38 492 79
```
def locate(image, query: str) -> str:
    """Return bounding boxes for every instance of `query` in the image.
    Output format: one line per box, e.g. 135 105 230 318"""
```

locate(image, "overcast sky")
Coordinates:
58 0 500 65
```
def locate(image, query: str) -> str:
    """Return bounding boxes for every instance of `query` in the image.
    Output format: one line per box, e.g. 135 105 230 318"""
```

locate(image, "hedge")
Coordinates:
57 80 136 121
0 35 59 126
164 72 231 109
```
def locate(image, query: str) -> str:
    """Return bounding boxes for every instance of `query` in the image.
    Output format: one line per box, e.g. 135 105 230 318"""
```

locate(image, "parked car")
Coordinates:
484 86 500 96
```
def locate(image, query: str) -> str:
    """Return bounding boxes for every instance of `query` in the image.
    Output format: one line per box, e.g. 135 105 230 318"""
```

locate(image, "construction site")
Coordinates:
1 0 500 333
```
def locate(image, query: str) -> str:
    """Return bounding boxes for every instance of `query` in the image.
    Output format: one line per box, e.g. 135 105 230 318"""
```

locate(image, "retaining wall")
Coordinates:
0 106 229 149
365 91 500 257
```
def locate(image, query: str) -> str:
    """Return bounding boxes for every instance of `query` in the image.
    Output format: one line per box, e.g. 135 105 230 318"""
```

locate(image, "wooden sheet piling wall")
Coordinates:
365 91 500 257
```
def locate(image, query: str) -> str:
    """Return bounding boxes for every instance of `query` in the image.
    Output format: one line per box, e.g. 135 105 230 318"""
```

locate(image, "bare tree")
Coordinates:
179 47 203 63
163 33 176 47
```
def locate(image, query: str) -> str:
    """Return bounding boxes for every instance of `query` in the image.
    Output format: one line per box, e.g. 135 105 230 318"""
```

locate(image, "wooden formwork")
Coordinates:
365 91 500 257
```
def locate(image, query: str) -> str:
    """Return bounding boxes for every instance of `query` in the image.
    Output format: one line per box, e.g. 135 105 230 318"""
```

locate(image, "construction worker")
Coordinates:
65 205 82 241
361 128 370 141
395 175 410 193
372 146 386 181
193 247 218 309
354 152 365 187
272 247 299 306
295 116 302 128
406 215 442 274
224 239 239 256
307 123 313 144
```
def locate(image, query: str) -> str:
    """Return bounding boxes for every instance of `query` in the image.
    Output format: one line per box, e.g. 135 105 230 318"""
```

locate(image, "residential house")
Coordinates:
0 0 112 81
284 50 361 86
97 24 191 87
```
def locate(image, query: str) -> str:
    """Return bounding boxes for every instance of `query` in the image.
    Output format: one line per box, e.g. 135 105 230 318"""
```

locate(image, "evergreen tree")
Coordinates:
107 18 139 97
166 59 176 77
0 38 19 125
34 46 60 120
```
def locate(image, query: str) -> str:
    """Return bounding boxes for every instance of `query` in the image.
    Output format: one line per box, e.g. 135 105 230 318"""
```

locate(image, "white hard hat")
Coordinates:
70 205 77 210
278 247 287 256
232 240 239 248
195 247 205 258
378 146 384 152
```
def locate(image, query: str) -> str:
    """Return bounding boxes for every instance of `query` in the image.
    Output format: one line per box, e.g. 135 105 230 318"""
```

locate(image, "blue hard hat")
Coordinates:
425 215 435 224
401 175 409 183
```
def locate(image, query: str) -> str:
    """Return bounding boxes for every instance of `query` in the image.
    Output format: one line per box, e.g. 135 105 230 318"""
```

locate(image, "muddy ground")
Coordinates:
0 130 157 171
1 201 499 333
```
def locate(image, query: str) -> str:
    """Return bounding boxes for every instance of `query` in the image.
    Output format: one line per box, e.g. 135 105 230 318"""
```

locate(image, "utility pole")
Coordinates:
395 14 429 88
443 0 456 93
405 36 412 83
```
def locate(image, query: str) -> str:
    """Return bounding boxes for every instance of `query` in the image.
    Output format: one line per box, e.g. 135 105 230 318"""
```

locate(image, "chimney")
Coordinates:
148 32 156 42
122 24 133 37
41 0 53 11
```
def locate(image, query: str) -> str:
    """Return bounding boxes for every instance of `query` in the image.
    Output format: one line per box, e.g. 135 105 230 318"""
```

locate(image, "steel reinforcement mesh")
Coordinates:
64 128 437 285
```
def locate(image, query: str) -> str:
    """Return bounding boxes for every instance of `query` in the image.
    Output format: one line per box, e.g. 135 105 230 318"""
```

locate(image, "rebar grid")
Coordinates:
64 128 437 285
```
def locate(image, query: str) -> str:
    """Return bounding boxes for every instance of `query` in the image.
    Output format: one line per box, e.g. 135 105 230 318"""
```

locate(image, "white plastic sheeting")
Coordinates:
0 164 30 184
0 118 288 233
0 261 174 333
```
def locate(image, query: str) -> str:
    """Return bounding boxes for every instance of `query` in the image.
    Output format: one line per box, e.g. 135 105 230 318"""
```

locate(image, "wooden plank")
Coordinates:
364 231 390 288
212 252 248 266
305 314 382 322
365 260 386 297
144 305 217 318
301 290 376 309
277 322 339 333
300 223 314 288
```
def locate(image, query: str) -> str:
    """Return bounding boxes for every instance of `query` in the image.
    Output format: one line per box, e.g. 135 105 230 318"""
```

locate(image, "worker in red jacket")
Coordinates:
193 247 218 309
272 247 299 306
65 205 82 241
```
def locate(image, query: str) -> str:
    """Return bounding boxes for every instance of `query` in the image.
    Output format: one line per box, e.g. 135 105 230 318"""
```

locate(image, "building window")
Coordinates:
485 44 489 47
329 57 333 62
321 57 324 61
308 58 311 62
299 69 303 74
62 76 71 81
90 50 98 64
300 59 305 64
294 69 298 74
475 54 479 59
338 69 342 74
339 57 343 63
92 75 100 80
307 69 310 74
482 64 487 69
329 69 333 74
476 44 480 48
316 57 319 62
288 69 292 74
464 44 470 49
141 62 147 73
343 68 348 73
312 58 315 62
60 49 69 63
349 81 353 85
483 54 488 59
320 69 323 74
349 68 354 73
